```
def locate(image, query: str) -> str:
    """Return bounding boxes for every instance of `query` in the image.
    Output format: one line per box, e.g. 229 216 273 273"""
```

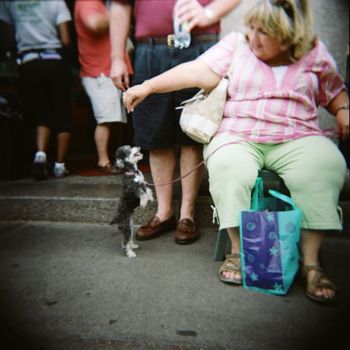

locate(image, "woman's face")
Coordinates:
247 22 290 66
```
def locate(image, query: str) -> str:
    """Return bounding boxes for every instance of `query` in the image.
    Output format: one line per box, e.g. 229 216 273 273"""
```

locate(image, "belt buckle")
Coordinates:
167 34 175 48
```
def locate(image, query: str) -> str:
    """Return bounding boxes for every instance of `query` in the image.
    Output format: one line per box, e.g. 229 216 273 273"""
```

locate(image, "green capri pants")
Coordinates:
203 135 346 231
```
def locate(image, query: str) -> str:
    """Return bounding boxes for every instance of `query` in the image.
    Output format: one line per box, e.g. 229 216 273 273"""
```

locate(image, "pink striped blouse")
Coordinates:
199 32 346 143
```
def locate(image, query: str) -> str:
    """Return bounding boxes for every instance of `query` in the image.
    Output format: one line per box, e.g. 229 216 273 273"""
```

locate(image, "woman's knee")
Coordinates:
285 151 346 193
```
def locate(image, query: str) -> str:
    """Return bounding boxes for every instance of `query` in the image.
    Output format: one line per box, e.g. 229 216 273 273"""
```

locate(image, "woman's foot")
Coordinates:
303 265 337 304
219 253 242 285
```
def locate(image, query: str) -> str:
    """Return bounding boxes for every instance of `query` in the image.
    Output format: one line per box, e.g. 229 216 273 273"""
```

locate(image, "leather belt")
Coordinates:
136 33 219 47
17 49 62 65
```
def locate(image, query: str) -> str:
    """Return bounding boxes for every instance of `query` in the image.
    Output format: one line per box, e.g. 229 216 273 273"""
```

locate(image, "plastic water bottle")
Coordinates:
173 15 191 49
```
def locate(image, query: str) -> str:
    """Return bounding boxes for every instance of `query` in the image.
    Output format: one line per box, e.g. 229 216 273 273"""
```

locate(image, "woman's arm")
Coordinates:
327 90 349 140
123 59 221 112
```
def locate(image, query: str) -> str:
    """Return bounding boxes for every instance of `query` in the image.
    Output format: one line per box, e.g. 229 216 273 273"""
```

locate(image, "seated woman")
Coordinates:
123 0 349 304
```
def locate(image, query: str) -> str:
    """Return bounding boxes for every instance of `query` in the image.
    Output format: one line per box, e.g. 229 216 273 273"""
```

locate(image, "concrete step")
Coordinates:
0 172 349 233
0 174 215 227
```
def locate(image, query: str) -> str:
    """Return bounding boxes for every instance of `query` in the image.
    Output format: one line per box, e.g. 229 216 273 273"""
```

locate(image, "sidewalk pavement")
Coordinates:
0 221 349 350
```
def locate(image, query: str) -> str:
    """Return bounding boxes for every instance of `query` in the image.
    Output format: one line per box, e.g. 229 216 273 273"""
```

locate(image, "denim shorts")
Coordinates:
132 40 217 150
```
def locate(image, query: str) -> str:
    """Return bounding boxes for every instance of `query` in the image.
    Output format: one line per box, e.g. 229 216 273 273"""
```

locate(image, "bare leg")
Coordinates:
56 131 71 163
150 148 176 221
301 229 336 299
95 123 111 166
179 145 204 221
221 227 242 282
36 125 50 152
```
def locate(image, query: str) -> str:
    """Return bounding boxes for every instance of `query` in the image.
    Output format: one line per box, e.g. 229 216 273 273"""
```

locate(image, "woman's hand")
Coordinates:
335 110 349 140
123 82 152 113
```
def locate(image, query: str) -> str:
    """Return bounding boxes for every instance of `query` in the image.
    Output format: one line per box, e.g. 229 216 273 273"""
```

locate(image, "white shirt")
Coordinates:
0 0 71 52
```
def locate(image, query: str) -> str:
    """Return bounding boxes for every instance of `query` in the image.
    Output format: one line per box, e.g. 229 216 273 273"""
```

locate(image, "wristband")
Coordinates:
143 79 156 94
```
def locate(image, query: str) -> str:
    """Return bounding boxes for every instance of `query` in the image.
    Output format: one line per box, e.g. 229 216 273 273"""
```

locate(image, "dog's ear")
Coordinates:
115 145 132 170
115 158 124 170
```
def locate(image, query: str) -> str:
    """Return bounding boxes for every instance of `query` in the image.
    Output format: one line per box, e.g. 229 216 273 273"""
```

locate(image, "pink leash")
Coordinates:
144 140 244 187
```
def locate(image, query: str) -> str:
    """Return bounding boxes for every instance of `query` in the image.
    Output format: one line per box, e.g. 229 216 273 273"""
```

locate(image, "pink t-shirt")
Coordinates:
128 0 220 39
75 0 132 77
199 32 346 143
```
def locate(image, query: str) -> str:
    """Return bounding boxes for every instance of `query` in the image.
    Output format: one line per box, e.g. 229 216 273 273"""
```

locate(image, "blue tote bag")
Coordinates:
240 177 302 295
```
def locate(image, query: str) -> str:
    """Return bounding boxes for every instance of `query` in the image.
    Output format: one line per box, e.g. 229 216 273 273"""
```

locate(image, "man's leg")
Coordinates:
179 144 204 220
135 147 178 240
95 123 111 167
32 125 51 180
56 131 70 164
175 145 204 244
150 147 176 221
52 130 71 178
36 125 50 152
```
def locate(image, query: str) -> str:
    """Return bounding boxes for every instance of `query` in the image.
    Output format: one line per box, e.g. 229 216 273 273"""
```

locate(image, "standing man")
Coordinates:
75 0 133 173
110 0 241 244
0 0 73 180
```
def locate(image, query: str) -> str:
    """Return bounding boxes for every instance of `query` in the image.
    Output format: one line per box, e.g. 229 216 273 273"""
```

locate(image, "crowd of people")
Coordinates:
0 0 349 305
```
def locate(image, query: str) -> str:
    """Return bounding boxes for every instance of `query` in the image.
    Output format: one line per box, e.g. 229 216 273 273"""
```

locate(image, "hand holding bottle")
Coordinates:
174 0 214 32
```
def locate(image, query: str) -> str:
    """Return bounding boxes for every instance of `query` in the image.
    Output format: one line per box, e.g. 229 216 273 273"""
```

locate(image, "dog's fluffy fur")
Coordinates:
110 145 153 257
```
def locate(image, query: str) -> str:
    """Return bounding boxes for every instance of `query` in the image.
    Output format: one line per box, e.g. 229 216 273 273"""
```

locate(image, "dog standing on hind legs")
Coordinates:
110 145 153 257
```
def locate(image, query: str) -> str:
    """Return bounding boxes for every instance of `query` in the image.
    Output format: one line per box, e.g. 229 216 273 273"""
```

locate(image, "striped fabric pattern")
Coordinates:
199 32 346 143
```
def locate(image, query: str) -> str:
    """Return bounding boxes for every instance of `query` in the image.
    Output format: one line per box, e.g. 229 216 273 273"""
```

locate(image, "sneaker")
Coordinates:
32 161 49 180
53 163 69 178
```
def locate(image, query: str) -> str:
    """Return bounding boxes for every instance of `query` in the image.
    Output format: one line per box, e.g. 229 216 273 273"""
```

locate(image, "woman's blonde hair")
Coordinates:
244 0 316 61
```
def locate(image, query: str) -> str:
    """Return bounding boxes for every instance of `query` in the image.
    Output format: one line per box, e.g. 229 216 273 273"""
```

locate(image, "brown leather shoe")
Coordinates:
175 218 199 244
97 162 119 174
135 215 177 241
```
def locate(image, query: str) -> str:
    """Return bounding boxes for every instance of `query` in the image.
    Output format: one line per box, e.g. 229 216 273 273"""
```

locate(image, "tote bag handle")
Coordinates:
250 177 265 211
268 189 298 210
251 177 298 211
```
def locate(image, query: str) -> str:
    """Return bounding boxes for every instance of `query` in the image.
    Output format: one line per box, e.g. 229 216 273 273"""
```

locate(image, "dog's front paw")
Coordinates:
122 242 137 258
130 240 139 249
126 249 137 258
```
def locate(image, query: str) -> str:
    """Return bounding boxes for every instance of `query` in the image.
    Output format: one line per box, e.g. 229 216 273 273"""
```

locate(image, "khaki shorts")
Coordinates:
204 135 346 231
82 74 127 124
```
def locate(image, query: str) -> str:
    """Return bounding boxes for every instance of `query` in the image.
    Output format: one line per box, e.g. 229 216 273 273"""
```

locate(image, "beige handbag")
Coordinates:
178 77 229 143
178 42 239 144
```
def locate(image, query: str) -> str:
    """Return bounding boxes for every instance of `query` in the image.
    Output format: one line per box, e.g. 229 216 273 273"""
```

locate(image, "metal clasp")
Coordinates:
167 34 175 48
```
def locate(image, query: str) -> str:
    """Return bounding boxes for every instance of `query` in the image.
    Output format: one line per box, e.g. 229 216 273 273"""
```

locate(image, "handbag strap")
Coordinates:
251 177 299 211
225 34 246 79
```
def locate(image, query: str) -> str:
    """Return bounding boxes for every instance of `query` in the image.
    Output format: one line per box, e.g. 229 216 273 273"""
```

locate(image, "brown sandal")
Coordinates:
303 265 337 305
219 253 242 285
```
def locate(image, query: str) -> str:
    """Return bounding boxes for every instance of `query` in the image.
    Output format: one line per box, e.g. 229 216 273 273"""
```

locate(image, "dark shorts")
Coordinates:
19 58 72 133
132 39 217 150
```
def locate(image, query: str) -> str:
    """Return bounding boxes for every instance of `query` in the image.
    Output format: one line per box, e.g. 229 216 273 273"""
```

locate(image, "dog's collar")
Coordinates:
124 171 138 176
